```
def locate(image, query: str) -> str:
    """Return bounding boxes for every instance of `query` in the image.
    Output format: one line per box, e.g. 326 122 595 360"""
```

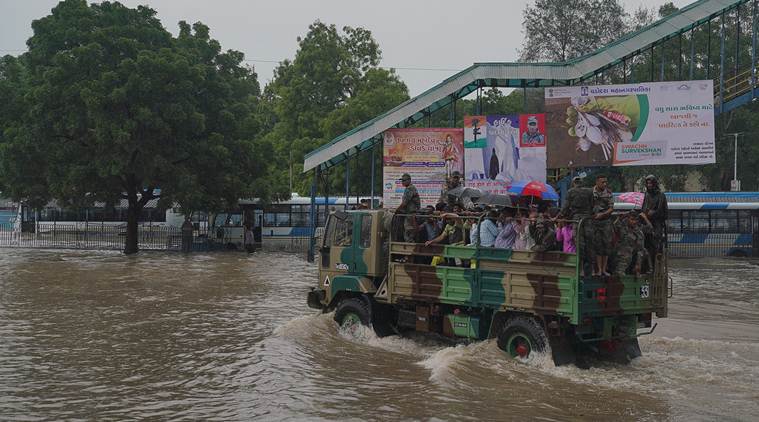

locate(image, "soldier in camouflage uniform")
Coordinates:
591 175 614 276
438 171 462 209
642 174 668 265
396 173 421 243
558 177 594 276
614 211 653 276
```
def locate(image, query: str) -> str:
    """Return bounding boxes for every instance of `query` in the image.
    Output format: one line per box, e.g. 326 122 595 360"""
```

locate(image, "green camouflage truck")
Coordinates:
307 209 669 366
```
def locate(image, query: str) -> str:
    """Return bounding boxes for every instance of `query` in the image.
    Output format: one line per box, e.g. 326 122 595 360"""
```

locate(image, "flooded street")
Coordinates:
0 249 757 421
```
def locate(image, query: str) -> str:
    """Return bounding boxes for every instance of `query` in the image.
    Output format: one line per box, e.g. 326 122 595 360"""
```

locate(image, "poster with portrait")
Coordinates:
464 114 547 194
382 128 464 208
544 81 715 168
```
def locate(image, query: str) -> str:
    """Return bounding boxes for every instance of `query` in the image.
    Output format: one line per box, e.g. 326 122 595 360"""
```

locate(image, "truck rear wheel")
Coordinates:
334 298 371 337
497 316 548 362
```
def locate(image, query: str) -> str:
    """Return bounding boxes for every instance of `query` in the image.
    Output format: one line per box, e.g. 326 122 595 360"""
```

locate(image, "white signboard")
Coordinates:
544 80 716 167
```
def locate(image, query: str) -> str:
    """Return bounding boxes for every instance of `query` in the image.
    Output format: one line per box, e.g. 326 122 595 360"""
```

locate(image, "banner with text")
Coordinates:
383 128 464 208
544 80 715 168
464 114 546 194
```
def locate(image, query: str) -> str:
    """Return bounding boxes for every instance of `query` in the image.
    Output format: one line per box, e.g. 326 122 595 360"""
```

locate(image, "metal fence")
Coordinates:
668 232 755 258
0 223 209 251
262 236 311 253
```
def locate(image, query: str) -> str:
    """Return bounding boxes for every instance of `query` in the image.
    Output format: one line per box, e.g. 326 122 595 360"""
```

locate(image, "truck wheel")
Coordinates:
334 298 371 337
497 316 548 361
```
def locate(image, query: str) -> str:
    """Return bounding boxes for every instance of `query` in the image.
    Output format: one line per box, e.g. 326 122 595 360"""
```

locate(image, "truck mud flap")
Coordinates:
548 336 576 366
307 288 326 310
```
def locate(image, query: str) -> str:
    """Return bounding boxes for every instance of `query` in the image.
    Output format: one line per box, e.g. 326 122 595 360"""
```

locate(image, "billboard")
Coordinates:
544 80 716 168
383 128 464 208
464 114 546 194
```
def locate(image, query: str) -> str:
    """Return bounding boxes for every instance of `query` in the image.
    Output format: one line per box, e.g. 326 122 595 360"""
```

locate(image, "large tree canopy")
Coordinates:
262 21 409 196
519 0 630 62
0 0 275 253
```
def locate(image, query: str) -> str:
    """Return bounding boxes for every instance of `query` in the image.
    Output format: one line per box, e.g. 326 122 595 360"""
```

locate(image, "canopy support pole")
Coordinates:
324 170 330 226
370 144 376 209
752 0 757 100
690 28 696 80
720 12 726 112
345 156 350 210
307 168 318 263
737 4 741 82
707 19 712 79
678 32 683 80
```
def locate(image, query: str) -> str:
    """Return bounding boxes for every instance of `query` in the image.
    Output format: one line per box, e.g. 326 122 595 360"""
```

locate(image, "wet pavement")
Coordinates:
0 249 757 421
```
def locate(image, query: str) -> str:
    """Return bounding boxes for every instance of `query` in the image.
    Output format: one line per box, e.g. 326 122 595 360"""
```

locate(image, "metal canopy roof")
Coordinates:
303 0 746 173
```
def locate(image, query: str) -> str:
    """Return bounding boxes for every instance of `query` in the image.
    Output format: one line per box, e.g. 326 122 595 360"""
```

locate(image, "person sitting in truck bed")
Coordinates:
418 206 441 243
494 208 517 249
425 213 465 247
529 208 558 252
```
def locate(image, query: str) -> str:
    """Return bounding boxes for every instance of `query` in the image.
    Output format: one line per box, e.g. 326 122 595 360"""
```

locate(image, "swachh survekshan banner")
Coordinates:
544 80 716 168
382 128 464 208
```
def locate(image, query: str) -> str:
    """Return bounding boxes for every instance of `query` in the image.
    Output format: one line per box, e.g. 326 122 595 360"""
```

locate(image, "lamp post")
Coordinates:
725 132 742 191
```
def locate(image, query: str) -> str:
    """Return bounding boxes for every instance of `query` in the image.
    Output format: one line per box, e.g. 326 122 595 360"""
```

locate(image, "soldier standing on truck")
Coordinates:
592 175 614 276
642 174 668 262
438 171 462 209
396 173 420 243
558 177 594 276
614 211 652 276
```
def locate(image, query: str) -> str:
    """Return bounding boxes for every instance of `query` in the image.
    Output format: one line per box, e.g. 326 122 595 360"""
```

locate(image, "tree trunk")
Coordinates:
124 200 140 255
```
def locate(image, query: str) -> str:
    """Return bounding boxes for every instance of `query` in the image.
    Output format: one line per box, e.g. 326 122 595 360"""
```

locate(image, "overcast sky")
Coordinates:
1 0 692 96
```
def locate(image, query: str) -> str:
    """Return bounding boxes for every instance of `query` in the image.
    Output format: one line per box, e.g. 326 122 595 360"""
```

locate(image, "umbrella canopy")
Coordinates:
618 191 645 208
507 180 559 201
476 193 513 208
445 186 484 210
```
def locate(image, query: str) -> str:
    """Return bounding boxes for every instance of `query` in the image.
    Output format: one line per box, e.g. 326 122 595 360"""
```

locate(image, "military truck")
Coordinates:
307 209 669 365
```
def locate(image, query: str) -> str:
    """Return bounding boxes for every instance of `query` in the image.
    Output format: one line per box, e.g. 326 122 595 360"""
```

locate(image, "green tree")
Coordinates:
520 0 629 62
0 0 274 253
263 21 409 196
0 55 50 208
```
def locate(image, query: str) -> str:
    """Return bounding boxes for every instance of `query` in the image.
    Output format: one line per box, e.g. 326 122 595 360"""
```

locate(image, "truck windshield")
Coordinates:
323 215 336 248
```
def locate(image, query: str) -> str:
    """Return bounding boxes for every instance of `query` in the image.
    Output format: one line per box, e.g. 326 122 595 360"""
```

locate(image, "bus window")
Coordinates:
667 210 682 232
227 213 243 226
682 210 709 232
290 205 309 227
738 210 753 233
710 210 738 233
215 213 228 227
276 212 291 227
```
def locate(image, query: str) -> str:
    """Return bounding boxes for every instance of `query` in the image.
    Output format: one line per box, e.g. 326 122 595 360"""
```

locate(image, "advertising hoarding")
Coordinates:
382 128 464 208
544 80 716 168
464 114 546 194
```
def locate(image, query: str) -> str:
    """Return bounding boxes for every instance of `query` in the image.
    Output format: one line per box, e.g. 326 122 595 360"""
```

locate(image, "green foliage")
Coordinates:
0 0 276 252
520 0 629 62
263 21 409 196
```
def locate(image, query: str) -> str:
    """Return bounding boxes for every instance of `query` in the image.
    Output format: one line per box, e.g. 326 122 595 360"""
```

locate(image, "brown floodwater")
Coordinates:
0 249 757 421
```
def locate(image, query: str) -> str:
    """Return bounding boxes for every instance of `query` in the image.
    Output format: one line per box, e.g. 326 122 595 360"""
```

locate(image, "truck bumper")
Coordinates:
307 288 326 310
